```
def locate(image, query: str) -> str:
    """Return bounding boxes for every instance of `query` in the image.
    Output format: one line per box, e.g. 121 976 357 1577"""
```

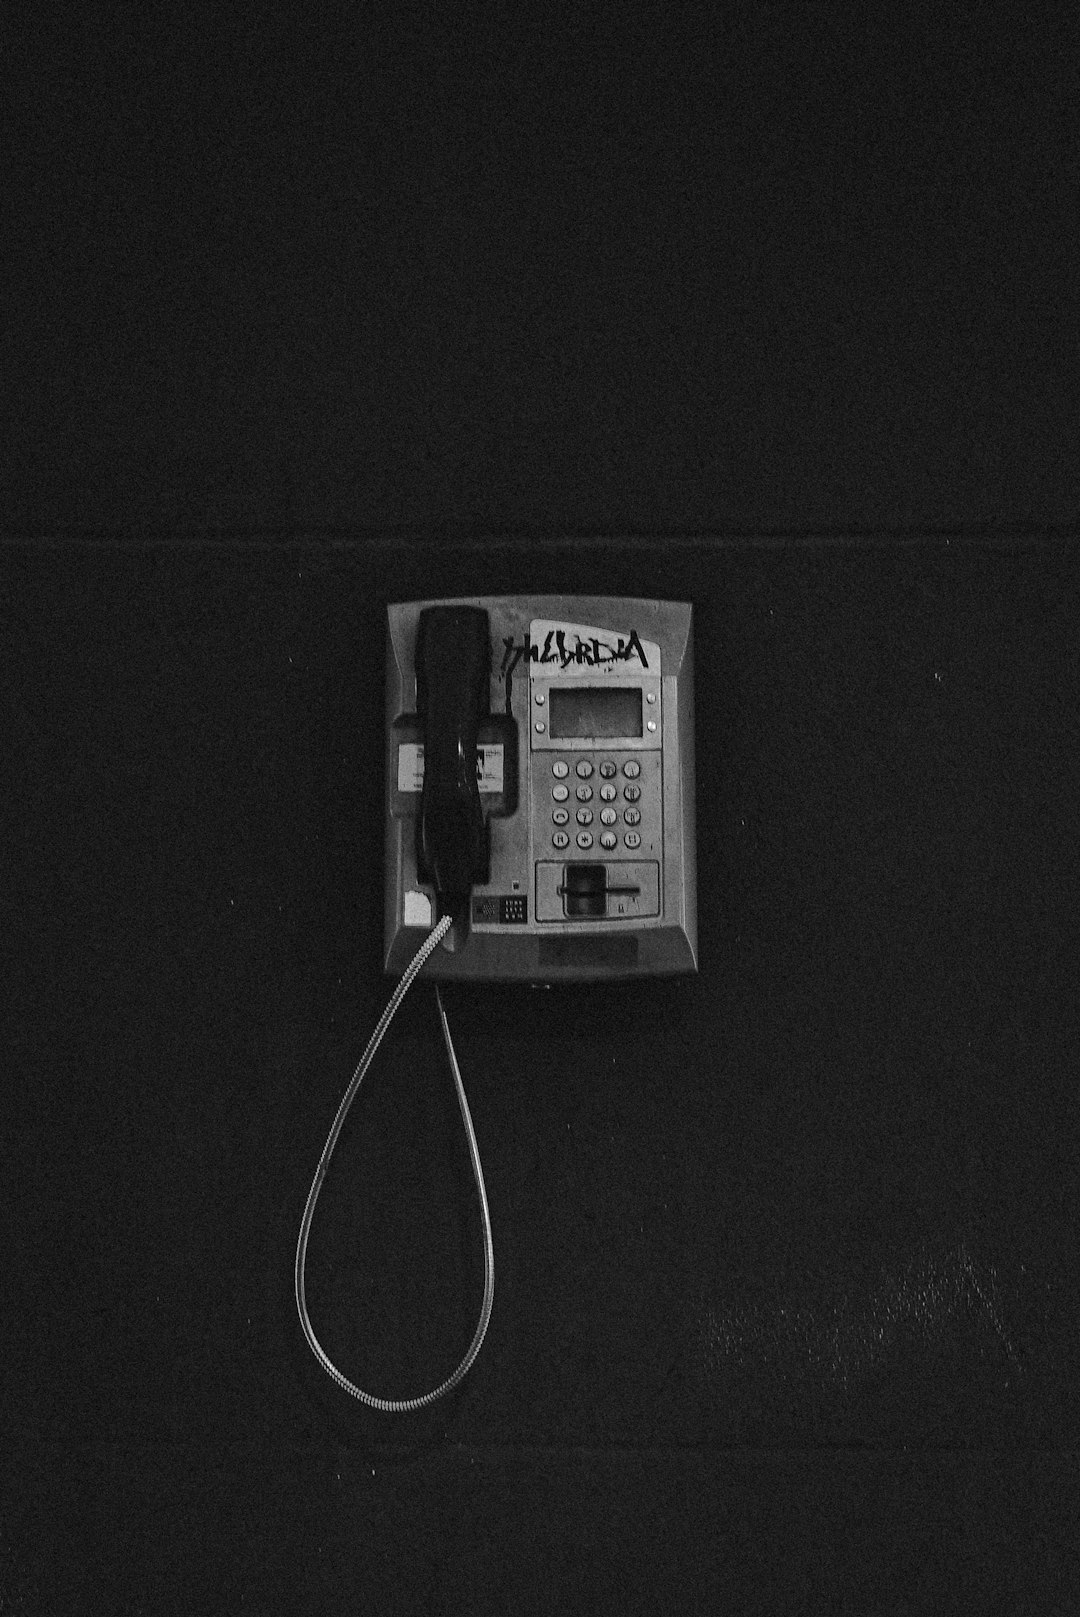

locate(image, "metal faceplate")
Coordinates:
384 595 697 981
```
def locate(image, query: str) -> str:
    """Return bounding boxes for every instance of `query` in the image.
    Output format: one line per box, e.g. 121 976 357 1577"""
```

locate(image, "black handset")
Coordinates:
414 606 491 937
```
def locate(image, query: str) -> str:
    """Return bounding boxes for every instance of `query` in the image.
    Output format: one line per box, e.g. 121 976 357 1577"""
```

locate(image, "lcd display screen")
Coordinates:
548 686 643 739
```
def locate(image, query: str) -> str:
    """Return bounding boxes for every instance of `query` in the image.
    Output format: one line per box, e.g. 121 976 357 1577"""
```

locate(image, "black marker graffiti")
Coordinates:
499 628 648 678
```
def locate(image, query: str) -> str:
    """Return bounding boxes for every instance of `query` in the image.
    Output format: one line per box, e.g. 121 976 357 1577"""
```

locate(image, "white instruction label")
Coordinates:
397 742 504 794
403 890 433 927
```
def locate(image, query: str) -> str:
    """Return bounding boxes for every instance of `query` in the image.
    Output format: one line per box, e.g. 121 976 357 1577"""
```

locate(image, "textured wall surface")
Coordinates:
5 541 1080 1606
4 10 1076 538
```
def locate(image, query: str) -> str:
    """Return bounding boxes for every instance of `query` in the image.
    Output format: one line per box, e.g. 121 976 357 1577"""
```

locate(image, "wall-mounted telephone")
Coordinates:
385 595 697 980
296 596 696 1414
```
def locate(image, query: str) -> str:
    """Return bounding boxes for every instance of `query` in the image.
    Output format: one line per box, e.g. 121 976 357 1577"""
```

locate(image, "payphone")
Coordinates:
385 596 697 979
296 597 697 1411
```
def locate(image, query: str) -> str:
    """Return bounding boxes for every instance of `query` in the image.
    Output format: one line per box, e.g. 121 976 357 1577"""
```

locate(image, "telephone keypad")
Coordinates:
537 750 662 866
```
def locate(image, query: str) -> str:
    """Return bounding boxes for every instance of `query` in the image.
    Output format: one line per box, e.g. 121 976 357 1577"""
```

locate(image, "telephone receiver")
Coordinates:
414 605 492 948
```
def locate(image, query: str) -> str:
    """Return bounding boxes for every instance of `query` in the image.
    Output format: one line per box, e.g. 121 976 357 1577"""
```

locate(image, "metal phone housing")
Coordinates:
384 595 697 982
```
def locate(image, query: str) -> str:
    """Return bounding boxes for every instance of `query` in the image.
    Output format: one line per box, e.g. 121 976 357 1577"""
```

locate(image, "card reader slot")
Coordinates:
557 862 641 917
539 860 659 921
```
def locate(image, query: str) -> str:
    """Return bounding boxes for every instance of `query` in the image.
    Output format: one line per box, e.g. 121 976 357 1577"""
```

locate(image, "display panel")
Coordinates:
548 685 643 739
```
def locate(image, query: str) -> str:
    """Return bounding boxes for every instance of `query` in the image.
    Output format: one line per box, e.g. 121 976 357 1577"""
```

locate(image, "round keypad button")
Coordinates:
623 784 641 802
624 807 641 825
553 831 569 848
576 831 593 849
599 761 617 778
599 807 617 825
623 760 641 778
599 783 617 802
575 784 593 802
552 784 569 802
552 760 569 779
575 760 594 778
552 807 569 825
624 831 641 849
576 808 593 825
599 832 617 850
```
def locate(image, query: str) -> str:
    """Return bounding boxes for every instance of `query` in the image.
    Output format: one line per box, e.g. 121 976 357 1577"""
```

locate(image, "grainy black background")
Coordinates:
3 6 1079 1610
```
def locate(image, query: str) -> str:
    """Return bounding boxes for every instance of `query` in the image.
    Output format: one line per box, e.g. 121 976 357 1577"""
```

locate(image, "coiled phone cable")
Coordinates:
294 912 494 1411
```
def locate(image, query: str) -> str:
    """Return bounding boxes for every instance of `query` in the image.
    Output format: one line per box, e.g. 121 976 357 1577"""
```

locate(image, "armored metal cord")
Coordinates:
294 913 495 1411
